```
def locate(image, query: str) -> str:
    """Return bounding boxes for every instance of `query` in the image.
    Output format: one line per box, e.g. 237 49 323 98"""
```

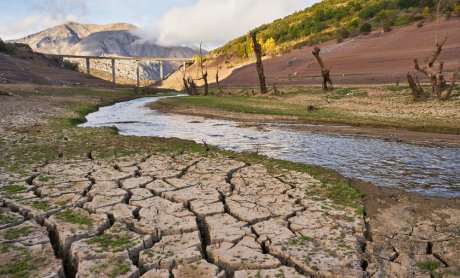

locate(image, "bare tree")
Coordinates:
312 47 333 91
215 63 224 95
249 30 268 94
198 42 209 96
408 37 458 101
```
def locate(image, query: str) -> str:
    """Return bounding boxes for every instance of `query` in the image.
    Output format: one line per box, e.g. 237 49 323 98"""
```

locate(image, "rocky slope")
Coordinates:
14 22 198 81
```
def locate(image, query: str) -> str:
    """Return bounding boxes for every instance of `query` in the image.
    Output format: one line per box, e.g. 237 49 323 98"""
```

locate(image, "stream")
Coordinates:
81 96 460 197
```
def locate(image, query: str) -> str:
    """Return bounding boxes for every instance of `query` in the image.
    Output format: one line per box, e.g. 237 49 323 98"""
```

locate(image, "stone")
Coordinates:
0 220 49 246
234 266 307 278
45 208 110 254
173 260 225 278
0 207 24 229
205 213 249 244
132 197 197 238
139 231 203 272
70 222 153 266
75 253 139 278
207 236 281 275
121 176 153 191
0 241 64 278
141 269 170 278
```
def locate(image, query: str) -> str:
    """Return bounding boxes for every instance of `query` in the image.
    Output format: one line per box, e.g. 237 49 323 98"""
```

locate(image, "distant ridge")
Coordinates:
14 22 199 80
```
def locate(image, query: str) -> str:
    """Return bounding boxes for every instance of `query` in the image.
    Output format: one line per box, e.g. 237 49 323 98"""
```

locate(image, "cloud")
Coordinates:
135 0 319 49
31 0 88 21
0 0 87 40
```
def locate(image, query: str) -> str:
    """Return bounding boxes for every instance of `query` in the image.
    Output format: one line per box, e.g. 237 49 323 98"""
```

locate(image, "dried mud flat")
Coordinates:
1 151 459 277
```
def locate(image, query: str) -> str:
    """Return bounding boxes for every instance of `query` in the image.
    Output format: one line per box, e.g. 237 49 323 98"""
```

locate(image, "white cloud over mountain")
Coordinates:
134 0 319 49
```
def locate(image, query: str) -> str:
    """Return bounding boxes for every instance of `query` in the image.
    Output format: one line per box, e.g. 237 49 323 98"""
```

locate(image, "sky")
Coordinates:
0 0 319 49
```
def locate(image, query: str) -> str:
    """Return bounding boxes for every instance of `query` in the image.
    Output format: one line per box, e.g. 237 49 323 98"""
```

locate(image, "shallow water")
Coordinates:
81 96 460 197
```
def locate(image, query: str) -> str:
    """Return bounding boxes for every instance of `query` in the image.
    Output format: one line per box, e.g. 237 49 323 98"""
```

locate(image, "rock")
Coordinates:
121 176 153 190
0 220 50 246
204 213 249 244
173 260 225 278
131 197 197 239
0 207 24 229
141 269 170 278
145 180 177 195
234 266 307 278
70 222 153 267
96 203 137 223
75 253 139 278
130 188 154 203
36 180 92 197
0 241 64 278
45 208 110 255
139 231 203 272
207 236 281 276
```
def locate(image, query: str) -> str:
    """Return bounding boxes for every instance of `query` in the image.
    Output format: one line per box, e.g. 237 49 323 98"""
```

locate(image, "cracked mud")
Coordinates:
1 152 458 278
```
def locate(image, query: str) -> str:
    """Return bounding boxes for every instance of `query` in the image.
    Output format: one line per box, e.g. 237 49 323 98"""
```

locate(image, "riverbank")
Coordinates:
0 84 459 277
150 85 460 147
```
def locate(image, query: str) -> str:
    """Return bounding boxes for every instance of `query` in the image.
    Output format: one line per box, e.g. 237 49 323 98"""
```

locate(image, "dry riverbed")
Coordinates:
0 84 459 277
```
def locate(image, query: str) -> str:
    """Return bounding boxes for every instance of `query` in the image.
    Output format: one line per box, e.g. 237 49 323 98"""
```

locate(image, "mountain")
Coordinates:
14 22 199 81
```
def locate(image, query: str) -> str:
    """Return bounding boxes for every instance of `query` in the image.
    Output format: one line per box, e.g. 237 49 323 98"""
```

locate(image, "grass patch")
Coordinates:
1 184 27 193
29 200 49 211
108 259 131 278
385 85 410 92
4 226 30 240
417 260 440 272
86 234 134 253
0 212 14 225
55 209 93 226
0 247 45 278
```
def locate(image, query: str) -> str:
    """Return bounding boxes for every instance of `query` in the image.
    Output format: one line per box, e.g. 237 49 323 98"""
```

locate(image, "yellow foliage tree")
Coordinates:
263 38 276 54
422 6 430 17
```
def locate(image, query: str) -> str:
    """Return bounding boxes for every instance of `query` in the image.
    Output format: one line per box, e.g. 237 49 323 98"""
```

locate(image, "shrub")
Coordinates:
349 28 359 37
0 38 15 54
422 6 430 17
417 21 424 28
336 34 344 43
337 27 350 39
359 22 372 33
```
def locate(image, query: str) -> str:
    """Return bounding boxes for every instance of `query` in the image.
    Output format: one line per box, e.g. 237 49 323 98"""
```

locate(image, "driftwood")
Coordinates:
249 31 268 94
408 37 458 101
312 47 333 91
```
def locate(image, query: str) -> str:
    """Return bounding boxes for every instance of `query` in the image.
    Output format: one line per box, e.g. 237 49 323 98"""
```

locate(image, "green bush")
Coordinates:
0 39 15 54
359 22 372 33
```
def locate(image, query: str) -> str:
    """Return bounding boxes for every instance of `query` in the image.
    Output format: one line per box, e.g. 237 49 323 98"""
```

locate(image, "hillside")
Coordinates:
213 0 460 59
0 41 113 86
14 22 199 81
161 5 460 89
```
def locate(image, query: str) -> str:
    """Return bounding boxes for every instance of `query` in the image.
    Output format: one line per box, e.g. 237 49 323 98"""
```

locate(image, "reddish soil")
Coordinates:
0 46 115 86
221 18 460 87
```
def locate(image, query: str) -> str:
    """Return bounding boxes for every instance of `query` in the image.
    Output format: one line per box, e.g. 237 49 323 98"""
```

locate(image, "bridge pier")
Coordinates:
136 61 140 88
183 61 186 72
159 61 164 80
111 59 116 84
85 58 90 75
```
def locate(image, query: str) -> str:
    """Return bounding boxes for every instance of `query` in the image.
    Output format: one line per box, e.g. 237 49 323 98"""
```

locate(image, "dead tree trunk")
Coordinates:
198 42 209 96
312 47 333 91
249 31 268 94
215 64 224 95
408 37 458 101
183 76 198 95
407 73 429 101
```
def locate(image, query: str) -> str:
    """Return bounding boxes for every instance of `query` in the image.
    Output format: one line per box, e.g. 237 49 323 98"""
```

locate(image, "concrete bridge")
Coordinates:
49 54 195 87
